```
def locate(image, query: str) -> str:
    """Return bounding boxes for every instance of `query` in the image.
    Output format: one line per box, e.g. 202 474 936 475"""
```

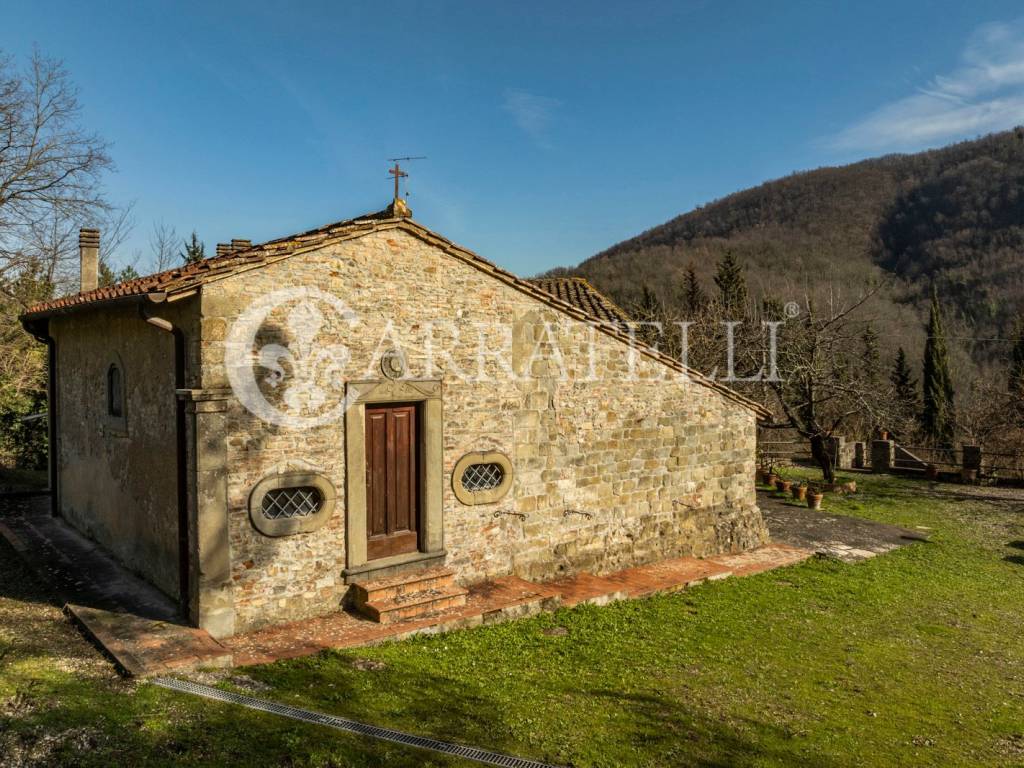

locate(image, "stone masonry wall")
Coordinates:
199 228 766 632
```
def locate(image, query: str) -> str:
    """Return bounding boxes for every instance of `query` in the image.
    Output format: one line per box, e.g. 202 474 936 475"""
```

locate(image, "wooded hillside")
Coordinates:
550 129 1024 370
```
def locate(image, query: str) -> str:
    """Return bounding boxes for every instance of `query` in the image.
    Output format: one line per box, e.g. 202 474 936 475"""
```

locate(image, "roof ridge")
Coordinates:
21 209 394 317
21 212 768 418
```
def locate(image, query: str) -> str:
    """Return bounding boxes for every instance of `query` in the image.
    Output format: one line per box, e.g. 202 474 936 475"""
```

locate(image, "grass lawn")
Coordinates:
2 472 1023 766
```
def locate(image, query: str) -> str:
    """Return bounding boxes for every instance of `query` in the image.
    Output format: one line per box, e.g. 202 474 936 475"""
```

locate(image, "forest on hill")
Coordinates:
547 129 1024 376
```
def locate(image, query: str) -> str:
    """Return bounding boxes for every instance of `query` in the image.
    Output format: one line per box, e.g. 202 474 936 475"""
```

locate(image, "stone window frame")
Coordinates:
343 379 444 579
452 451 513 505
103 352 128 436
248 471 337 537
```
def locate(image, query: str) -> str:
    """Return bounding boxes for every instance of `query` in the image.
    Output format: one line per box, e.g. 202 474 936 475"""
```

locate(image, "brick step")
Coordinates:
351 567 456 609
602 557 733 598
546 572 630 609
360 584 469 624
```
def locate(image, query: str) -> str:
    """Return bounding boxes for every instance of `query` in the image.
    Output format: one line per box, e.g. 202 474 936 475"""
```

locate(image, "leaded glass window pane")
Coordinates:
261 486 323 519
460 462 505 492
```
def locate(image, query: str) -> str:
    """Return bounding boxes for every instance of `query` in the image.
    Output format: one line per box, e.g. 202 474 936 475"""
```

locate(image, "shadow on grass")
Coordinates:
584 687 837 768
231 647 842 768
0 674 471 767
913 487 1024 506
0 535 69 613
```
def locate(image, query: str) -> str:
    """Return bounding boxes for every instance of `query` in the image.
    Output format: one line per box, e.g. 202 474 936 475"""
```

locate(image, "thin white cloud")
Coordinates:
830 19 1024 152
502 88 561 147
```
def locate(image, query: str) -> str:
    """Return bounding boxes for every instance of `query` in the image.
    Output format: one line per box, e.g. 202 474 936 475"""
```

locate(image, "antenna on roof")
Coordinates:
386 156 426 201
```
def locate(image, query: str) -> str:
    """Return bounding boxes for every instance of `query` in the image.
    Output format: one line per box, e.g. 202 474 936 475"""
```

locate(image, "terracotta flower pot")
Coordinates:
766 473 779 487
792 484 807 501
807 492 824 510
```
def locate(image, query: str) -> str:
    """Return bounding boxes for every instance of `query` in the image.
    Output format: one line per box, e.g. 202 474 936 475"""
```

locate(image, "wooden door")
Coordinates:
365 403 420 560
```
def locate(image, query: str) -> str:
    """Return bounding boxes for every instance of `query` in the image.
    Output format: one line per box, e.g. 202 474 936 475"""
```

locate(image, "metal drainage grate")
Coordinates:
151 677 559 768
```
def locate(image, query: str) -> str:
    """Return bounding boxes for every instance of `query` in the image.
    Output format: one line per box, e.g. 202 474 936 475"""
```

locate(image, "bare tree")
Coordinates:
765 283 888 482
149 219 178 273
0 49 112 282
0 49 114 467
18 201 134 294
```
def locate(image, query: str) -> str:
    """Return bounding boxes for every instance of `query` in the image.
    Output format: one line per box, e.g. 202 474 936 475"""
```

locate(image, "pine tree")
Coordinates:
891 347 918 410
1009 314 1024 395
117 265 140 283
921 287 955 445
181 231 205 265
760 296 784 321
862 324 881 387
637 284 661 318
97 261 140 287
634 284 664 347
713 249 747 317
681 262 706 316
98 259 116 288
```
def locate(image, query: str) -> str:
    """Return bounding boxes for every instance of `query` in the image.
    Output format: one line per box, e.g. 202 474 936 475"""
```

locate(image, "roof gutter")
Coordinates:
20 291 169 326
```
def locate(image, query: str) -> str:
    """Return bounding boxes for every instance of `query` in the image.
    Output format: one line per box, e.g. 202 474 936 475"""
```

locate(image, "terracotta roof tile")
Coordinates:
21 209 396 317
20 208 768 418
527 277 630 328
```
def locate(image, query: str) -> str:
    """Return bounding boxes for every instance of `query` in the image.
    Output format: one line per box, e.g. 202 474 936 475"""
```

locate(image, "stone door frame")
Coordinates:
343 379 444 580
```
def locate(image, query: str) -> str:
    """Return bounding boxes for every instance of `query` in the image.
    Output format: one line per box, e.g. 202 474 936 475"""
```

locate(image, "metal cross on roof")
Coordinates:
387 156 425 200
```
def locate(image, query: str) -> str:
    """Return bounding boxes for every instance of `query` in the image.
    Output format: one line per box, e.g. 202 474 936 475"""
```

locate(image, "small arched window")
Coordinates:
107 364 123 418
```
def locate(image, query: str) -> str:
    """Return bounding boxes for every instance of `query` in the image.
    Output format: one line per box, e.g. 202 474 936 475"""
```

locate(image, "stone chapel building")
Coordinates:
21 200 769 638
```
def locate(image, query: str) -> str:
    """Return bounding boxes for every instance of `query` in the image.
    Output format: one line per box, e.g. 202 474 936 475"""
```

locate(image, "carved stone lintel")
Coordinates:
347 378 441 403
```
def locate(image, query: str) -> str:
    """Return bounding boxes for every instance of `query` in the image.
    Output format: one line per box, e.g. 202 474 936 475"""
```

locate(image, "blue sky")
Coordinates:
5 1 1024 275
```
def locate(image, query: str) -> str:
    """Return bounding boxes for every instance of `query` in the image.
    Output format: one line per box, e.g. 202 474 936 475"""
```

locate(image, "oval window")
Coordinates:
461 462 505 492
452 452 513 505
261 486 324 520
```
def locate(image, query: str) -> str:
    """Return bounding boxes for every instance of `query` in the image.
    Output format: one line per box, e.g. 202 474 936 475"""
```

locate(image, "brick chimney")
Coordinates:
215 243 230 257
79 228 100 292
230 238 252 252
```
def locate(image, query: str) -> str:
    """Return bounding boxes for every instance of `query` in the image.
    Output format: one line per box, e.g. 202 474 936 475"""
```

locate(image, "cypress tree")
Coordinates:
921 287 955 445
862 325 881 387
681 262 707 316
713 249 747 317
1009 314 1024 395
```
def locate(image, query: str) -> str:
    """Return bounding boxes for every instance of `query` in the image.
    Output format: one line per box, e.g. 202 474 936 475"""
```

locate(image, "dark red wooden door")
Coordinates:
365 403 419 560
